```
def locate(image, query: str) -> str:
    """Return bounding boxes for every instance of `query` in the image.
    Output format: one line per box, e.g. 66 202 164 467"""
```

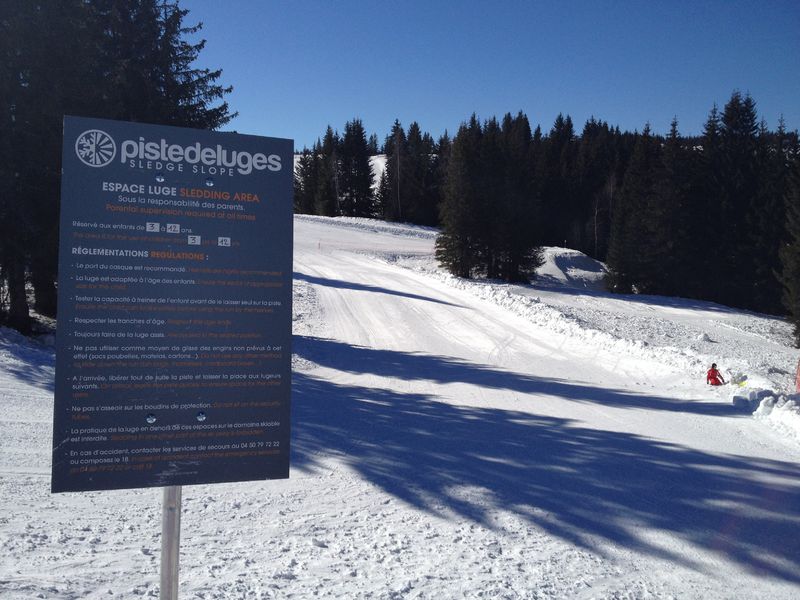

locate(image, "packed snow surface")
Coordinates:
2 215 800 599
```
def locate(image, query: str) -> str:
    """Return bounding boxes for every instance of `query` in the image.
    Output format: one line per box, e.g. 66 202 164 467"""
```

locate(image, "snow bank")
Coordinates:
295 213 438 240
732 389 800 441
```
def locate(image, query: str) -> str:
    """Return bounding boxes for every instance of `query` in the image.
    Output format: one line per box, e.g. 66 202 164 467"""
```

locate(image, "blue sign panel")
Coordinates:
52 116 293 492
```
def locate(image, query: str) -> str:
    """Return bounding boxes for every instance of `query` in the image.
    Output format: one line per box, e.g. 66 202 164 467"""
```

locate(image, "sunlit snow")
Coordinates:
1 215 799 599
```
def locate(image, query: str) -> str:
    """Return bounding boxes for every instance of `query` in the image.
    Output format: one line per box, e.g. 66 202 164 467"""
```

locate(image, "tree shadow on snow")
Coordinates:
296 336 738 417
294 271 462 308
291 336 800 583
0 330 55 391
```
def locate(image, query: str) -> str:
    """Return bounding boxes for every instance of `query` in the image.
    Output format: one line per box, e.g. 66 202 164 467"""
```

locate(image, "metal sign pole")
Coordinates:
160 485 182 600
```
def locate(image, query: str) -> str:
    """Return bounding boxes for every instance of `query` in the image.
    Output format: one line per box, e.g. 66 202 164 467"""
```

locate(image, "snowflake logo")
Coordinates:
75 129 116 167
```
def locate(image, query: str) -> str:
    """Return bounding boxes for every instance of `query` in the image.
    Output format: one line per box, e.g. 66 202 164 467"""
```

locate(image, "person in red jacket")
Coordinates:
707 363 725 386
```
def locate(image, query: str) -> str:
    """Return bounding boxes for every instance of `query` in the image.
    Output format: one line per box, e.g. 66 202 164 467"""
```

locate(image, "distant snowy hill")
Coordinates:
2 215 799 599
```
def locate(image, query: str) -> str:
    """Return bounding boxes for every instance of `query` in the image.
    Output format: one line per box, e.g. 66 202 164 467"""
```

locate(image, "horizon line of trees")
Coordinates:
1 0 234 334
2 2 799 348
294 94 800 346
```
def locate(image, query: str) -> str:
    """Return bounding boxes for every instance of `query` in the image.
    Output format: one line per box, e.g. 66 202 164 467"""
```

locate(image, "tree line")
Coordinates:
2 2 800 346
294 119 449 225
295 95 800 345
0 0 234 333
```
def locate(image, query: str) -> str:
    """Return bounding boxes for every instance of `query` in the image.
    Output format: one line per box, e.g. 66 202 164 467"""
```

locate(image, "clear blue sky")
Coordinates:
182 0 800 149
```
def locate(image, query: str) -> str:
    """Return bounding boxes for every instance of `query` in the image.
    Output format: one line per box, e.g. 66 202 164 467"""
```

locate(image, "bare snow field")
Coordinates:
2 214 800 599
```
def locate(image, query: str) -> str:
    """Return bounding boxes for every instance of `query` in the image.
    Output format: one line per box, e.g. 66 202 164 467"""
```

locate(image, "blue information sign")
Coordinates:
52 116 293 492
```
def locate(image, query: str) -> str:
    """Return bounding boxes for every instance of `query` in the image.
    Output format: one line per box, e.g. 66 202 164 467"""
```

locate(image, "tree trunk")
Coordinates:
6 258 31 334
32 266 58 317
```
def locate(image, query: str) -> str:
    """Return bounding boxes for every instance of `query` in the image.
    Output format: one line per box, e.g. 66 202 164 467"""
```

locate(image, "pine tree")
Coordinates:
94 0 235 129
436 116 484 278
575 118 619 260
314 128 340 216
339 118 375 217
293 148 319 214
714 91 760 307
478 117 505 278
0 0 235 332
375 169 390 219
381 120 407 221
403 122 438 225
429 131 451 228
650 118 693 296
692 103 724 301
377 120 442 225
0 0 99 330
606 125 662 293
537 114 577 248
367 133 380 155
780 157 800 346
497 112 542 282
749 118 790 314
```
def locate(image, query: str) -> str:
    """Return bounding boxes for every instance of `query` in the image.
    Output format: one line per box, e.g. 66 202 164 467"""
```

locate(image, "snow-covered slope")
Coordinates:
2 215 799 599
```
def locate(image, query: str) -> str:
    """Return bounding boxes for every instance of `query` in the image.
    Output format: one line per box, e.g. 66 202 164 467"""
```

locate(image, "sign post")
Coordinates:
160 486 182 600
52 116 293 596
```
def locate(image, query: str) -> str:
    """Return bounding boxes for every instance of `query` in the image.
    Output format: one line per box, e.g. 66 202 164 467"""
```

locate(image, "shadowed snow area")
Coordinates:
2 215 799 599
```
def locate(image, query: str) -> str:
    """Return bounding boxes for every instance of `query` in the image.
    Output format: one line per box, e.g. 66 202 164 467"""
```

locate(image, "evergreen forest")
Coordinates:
0 0 234 334
295 98 800 345
2 1 800 347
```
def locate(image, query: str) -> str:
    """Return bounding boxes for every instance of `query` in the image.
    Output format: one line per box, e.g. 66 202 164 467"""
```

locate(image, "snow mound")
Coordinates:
731 388 776 411
537 247 607 290
732 389 800 441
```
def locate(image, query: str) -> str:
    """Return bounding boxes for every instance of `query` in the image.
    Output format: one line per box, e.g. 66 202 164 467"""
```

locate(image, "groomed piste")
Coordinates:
1 215 799 598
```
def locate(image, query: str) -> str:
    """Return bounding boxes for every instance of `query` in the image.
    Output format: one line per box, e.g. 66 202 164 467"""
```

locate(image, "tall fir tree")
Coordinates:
497 112 542 281
436 116 484 278
436 114 542 282
715 91 760 308
430 131 452 228
748 118 790 314
367 133 380 155
94 0 234 129
606 125 662 293
375 169 390 219
338 118 375 217
692 103 724 301
0 0 99 330
650 118 693 296
293 147 319 214
403 122 438 225
575 118 620 260
0 0 234 332
537 114 577 248
780 157 800 346
379 120 407 221
477 117 505 278
314 128 340 216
